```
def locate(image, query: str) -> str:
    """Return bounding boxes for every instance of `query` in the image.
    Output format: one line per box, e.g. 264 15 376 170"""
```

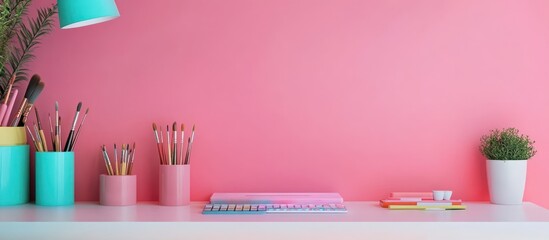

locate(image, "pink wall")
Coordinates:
24 0 549 207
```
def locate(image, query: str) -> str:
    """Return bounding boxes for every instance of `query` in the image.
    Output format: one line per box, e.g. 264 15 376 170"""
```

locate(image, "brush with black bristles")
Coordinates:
11 75 41 126
63 102 82 151
18 81 45 126
69 108 89 151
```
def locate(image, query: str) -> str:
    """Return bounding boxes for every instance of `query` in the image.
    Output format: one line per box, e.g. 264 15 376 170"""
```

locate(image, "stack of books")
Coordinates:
380 192 466 210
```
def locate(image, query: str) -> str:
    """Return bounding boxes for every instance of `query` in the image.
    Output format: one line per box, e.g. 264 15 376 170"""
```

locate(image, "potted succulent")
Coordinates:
480 128 536 205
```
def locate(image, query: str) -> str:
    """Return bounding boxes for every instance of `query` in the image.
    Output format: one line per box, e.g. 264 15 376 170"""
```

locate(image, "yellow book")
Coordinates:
388 205 466 210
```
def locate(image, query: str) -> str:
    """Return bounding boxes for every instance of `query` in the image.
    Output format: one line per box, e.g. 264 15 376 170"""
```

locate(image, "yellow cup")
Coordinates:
0 127 27 146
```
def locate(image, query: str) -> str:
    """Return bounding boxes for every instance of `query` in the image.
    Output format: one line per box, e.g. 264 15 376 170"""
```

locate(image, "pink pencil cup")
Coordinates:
100 174 137 206
159 165 190 206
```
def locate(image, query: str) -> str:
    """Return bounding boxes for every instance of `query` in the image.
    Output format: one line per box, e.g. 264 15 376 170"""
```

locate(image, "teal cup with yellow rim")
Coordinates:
0 127 29 206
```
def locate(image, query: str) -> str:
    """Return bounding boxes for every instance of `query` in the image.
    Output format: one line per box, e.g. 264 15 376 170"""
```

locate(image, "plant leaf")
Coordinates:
1 3 56 96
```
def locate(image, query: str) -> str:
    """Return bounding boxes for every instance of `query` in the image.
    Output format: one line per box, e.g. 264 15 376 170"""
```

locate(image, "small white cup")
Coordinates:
433 190 445 201
443 190 452 200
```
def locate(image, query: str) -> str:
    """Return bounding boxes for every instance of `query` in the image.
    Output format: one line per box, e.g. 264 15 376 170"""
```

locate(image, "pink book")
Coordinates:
210 192 344 204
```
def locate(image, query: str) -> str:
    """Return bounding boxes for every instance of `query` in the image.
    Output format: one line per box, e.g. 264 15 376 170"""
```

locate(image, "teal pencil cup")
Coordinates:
0 145 29 206
35 152 75 206
0 127 29 206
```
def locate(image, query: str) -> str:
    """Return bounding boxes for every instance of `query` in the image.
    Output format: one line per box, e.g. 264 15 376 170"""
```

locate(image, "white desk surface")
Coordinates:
1 201 548 240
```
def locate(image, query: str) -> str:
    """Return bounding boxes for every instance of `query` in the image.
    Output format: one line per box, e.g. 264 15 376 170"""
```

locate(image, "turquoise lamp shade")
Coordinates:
58 0 120 29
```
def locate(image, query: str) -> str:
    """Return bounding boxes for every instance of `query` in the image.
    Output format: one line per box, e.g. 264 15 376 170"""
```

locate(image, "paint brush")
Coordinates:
33 122 44 152
18 81 45 126
34 106 48 151
1 74 16 104
152 123 164 164
101 146 111 175
0 89 19 126
184 124 195 165
26 125 40 151
56 116 62 152
102 143 136 175
166 125 171 165
124 144 129 175
0 75 16 123
160 127 166 164
101 145 114 175
1 88 18 126
55 102 59 151
179 124 184 165
48 113 55 150
114 144 119 175
125 144 130 175
11 75 41 126
128 143 136 175
173 122 177 165
63 102 82 151
184 137 191 165
126 146 132 175
120 145 124 175
70 107 89 151
0 104 6 127
106 145 114 175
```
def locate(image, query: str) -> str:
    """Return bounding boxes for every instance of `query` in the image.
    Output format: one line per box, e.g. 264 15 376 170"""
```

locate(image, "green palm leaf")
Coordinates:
1 4 56 90
0 2 56 96
0 0 32 92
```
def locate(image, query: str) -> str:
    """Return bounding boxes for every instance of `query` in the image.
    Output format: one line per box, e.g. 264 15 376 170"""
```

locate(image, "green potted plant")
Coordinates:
480 128 536 205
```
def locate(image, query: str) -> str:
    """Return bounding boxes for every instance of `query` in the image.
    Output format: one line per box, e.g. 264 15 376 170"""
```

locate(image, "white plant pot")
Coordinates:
486 159 527 205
